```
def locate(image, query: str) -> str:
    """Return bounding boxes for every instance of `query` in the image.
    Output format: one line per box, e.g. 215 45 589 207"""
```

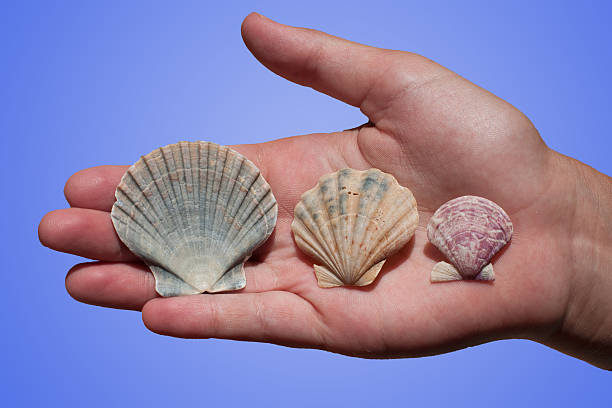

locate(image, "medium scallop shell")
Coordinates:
292 168 419 288
427 195 513 282
111 141 278 297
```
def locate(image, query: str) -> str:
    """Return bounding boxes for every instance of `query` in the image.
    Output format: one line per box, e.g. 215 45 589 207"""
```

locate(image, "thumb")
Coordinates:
240 12 446 118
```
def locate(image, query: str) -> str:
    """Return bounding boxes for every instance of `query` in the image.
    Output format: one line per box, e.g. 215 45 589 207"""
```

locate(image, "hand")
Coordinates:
39 13 612 368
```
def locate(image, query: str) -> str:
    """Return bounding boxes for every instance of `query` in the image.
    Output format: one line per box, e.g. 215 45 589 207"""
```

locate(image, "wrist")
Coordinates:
544 152 612 369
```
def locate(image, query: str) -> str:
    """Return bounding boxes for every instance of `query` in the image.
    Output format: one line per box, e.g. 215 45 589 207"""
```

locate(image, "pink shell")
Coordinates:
427 196 513 279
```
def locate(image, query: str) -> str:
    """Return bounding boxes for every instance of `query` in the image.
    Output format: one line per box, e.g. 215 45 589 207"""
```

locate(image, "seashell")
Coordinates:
427 195 513 282
111 141 278 297
291 168 419 288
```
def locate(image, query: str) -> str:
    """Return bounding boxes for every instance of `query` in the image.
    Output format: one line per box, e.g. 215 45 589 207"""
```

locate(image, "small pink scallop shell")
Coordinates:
427 196 513 282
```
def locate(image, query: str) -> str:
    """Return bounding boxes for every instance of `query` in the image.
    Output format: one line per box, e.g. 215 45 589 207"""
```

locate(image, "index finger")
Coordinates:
65 165 128 211
63 143 271 212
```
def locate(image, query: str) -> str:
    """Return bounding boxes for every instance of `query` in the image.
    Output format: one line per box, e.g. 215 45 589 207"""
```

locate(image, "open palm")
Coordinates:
39 13 573 357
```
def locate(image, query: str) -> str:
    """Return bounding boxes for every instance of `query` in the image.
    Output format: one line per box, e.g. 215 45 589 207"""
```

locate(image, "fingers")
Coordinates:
64 260 297 311
65 165 128 211
66 262 158 310
62 150 271 213
143 291 326 347
39 208 138 261
63 148 272 214
241 13 444 114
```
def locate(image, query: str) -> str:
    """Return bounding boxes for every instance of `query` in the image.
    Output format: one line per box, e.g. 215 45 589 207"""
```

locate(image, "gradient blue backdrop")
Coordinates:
2 1 610 406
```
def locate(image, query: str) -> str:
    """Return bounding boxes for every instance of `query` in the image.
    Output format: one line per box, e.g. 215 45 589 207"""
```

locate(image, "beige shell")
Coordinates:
291 168 418 287
111 141 277 297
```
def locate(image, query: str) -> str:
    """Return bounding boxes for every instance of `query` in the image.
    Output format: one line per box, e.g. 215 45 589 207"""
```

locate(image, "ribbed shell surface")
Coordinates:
427 195 512 279
292 168 419 287
111 141 278 296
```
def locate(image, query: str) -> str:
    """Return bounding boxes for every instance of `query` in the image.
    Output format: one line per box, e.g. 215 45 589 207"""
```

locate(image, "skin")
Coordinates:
38 13 612 369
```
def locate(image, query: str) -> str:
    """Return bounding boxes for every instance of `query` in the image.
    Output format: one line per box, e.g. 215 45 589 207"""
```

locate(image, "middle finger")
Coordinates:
39 207 138 262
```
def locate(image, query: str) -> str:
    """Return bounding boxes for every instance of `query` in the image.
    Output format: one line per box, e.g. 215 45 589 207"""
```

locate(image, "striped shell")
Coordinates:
292 168 419 288
111 141 277 297
427 195 513 282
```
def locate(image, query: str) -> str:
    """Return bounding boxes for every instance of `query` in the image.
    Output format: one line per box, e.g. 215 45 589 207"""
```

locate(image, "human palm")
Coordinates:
39 13 572 357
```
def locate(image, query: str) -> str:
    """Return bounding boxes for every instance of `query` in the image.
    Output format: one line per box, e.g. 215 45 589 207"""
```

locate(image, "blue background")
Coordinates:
2 1 610 406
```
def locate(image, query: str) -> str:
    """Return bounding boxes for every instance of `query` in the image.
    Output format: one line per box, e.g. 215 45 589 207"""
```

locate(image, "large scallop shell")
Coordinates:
427 195 513 282
292 168 419 288
111 141 278 297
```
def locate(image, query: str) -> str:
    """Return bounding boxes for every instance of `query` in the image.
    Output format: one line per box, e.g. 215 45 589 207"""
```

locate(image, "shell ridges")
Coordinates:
292 168 418 287
427 195 512 282
111 141 277 296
